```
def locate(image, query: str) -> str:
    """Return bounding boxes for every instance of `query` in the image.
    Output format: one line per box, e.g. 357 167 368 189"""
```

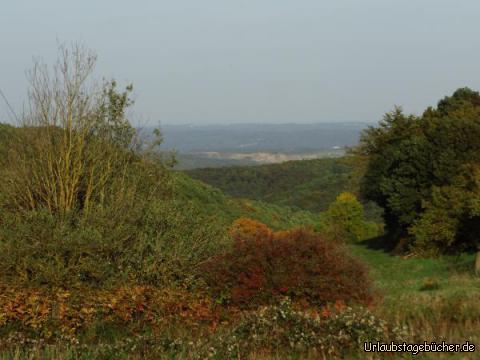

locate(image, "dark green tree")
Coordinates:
357 88 480 269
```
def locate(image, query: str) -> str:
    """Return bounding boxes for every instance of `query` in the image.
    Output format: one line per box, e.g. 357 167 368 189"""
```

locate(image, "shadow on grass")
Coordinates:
359 234 477 276
358 234 398 253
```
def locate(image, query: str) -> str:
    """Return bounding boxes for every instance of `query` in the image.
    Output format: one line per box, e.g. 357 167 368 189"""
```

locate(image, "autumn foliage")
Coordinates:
0 285 221 342
201 218 375 308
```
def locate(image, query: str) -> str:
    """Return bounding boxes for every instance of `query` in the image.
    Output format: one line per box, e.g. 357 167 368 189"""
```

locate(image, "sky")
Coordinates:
1 0 479 125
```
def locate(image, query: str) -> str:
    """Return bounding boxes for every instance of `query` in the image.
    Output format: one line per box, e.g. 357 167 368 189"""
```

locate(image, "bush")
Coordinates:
192 298 407 359
200 218 375 308
0 192 228 289
0 284 221 344
322 192 379 242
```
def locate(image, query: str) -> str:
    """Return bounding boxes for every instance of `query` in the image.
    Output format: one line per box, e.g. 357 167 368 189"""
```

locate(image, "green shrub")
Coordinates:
322 192 379 242
0 194 228 289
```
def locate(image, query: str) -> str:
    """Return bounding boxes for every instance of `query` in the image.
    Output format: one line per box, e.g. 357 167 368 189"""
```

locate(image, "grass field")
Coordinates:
350 241 480 359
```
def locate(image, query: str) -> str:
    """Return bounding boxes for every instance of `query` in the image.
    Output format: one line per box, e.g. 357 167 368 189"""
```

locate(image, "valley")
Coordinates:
1 45 479 359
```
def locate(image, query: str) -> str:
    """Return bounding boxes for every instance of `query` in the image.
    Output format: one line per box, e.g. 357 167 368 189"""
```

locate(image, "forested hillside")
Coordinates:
186 158 356 212
171 172 320 230
186 157 383 221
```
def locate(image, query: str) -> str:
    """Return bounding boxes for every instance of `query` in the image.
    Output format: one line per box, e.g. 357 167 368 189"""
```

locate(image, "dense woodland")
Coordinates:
186 157 384 221
0 45 479 359
186 158 356 212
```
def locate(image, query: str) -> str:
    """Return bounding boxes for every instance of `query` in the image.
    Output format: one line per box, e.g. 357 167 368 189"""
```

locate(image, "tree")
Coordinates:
0 43 138 215
323 192 378 242
355 107 426 233
409 164 480 271
357 88 480 268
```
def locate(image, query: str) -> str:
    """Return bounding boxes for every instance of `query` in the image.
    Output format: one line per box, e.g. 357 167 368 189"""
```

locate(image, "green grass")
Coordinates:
350 242 479 302
350 240 480 358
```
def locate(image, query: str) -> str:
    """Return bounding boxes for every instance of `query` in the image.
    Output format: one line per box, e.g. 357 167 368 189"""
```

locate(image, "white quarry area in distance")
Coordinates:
199 150 345 164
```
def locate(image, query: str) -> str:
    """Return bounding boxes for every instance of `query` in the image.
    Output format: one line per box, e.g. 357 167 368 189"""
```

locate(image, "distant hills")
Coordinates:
152 122 371 169
158 122 370 153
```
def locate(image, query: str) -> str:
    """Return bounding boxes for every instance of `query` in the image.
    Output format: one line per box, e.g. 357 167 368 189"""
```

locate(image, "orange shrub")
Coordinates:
201 219 375 308
228 217 273 242
0 285 223 341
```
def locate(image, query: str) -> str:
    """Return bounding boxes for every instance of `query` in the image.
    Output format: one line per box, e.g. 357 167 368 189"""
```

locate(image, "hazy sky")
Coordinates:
1 0 479 125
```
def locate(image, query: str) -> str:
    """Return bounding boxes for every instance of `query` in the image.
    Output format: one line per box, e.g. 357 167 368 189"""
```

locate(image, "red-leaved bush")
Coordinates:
201 218 375 308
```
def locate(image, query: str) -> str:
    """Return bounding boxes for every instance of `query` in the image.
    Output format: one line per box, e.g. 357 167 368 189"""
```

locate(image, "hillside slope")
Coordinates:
0 122 318 231
172 171 319 230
